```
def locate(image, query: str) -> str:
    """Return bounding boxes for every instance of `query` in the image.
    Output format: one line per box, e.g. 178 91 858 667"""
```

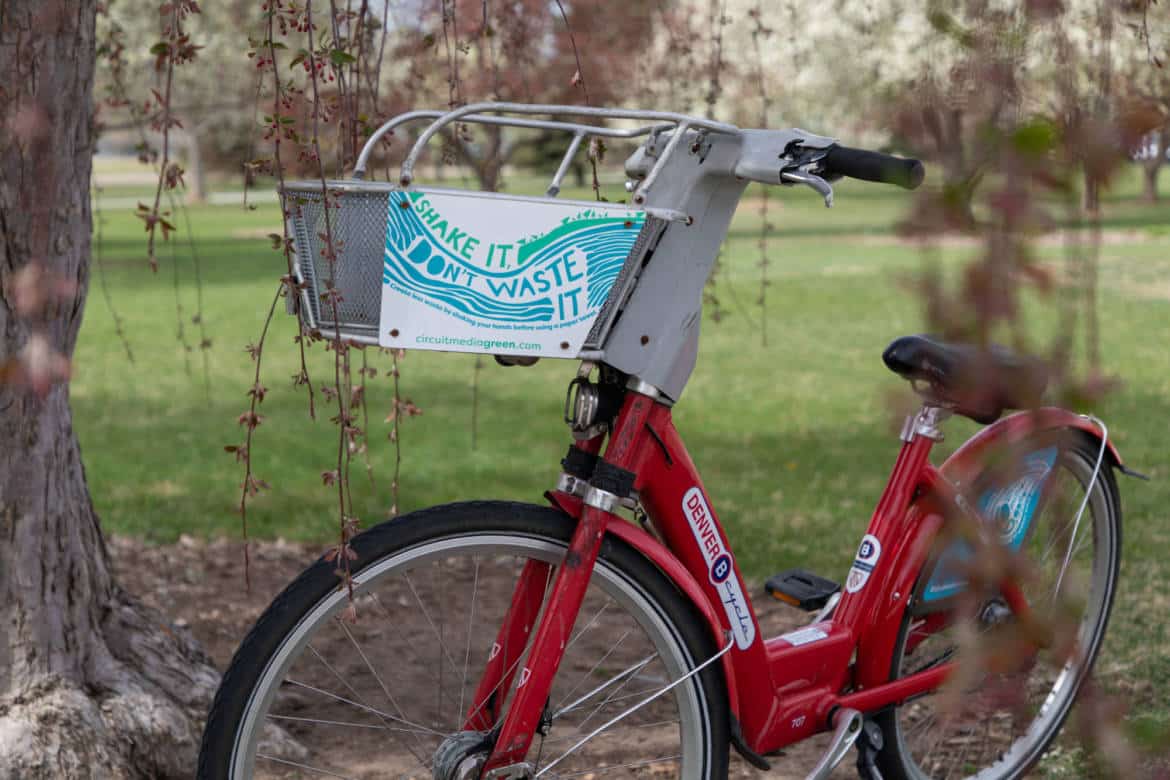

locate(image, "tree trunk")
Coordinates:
185 129 208 205
1141 129 1166 204
1143 161 1161 203
454 125 506 192
927 104 976 228
476 125 505 192
0 3 218 777
1083 168 1101 214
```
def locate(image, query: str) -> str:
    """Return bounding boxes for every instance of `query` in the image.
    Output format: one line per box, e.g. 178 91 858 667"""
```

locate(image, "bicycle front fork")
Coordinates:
469 389 657 774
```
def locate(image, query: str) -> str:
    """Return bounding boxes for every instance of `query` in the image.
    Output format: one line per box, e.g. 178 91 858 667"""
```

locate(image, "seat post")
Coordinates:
899 404 953 443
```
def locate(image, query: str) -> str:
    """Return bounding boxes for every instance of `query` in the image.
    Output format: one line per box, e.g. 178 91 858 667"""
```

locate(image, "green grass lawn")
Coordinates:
75 162 1170 762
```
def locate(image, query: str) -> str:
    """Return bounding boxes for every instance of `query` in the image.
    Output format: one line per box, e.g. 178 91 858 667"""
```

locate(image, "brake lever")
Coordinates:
781 169 834 208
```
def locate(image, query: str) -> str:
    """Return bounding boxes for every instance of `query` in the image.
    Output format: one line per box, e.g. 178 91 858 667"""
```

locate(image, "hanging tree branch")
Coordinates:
749 2 773 346
138 1 200 273
174 195 213 400
96 2 214 379
553 0 605 202
90 184 135 363
229 0 327 587
701 0 728 323
302 0 362 604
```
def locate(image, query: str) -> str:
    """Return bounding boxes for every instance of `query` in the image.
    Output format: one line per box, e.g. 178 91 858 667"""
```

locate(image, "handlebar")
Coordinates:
817 145 925 190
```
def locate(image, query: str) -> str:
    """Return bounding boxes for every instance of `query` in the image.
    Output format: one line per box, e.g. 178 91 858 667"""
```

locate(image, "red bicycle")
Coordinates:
200 104 1134 779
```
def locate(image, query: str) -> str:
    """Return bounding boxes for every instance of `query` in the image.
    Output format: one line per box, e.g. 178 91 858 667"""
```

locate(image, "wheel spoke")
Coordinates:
538 718 681 747
559 682 670 714
284 670 436 775
335 619 434 762
256 753 356 779
564 600 610 655
404 573 464 678
283 677 443 737
458 556 482 724
535 638 731 778
551 648 652 719
266 713 419 732
570 663 644 735
553 754 682 778
367 590 454 693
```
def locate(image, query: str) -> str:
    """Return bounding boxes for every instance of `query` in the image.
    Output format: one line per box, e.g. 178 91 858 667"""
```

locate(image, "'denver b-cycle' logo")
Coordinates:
384 191 645 331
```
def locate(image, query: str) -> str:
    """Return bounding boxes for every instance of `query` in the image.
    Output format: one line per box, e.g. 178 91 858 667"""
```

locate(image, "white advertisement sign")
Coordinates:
378 189 646 358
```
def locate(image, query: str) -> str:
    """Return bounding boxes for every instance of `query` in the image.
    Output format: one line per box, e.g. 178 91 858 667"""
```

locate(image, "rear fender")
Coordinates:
545 491 742 722
915 408 1125 612
941 407 1123 483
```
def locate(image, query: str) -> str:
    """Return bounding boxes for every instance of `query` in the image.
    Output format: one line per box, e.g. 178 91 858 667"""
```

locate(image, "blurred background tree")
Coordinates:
94 0 1167 210
2 0 1167 775
97 0 263 200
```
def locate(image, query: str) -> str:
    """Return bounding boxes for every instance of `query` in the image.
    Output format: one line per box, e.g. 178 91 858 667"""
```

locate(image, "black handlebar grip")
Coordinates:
820 145 925 190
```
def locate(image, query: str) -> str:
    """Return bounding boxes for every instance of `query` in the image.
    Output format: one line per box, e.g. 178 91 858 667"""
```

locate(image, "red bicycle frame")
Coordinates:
469 387 1122 771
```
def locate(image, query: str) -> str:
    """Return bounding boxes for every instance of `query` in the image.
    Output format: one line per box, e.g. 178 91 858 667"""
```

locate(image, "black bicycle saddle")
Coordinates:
882 335 1048 424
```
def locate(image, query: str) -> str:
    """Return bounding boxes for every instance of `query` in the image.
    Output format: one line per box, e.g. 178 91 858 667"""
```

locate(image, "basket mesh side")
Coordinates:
286 188 390 340
583 216 667 349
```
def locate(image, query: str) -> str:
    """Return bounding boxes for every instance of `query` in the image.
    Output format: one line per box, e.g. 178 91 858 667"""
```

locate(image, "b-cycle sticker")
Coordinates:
845 534 882 594
683 487 756 649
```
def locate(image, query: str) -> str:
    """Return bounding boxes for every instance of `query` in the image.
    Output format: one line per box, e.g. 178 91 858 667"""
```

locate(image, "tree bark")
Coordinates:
1083 169 1100 214
454 124 511 192
0 3 218 777
185 129 208 205
1143 162 1161 203
1141 129 1166 204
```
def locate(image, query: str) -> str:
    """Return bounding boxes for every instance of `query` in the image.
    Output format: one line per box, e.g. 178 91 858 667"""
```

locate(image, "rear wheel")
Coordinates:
198 501 729 779
876 431 1122 779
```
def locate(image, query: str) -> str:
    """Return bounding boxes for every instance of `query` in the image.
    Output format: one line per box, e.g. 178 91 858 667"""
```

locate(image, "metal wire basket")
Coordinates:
284 182 390 344
281 103 737 358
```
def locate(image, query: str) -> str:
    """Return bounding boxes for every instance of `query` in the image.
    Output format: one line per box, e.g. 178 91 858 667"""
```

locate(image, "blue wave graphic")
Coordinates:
384 195 643 325
382 259 555 322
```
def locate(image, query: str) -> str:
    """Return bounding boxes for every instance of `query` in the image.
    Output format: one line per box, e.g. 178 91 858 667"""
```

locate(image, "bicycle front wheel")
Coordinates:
876 430 1122 780
198 501 729 779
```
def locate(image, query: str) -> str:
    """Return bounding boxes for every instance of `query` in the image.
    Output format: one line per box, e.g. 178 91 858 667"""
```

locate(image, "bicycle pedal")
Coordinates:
765 569 841 611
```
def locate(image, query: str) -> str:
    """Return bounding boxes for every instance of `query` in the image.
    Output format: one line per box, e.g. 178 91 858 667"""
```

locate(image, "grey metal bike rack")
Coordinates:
353 102 741 202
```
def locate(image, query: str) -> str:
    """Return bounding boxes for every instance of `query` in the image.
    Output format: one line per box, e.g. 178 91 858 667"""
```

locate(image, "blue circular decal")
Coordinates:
711 554 732 584
859 541 875 559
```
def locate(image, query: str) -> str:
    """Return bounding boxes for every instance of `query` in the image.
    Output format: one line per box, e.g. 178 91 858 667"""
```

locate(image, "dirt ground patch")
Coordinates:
118 533 1168 778
110 534 312 671
117 534 1169 777
107 534 853 779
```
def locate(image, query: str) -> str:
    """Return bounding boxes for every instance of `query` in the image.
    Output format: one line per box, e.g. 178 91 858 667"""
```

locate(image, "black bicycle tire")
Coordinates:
197 500 731 779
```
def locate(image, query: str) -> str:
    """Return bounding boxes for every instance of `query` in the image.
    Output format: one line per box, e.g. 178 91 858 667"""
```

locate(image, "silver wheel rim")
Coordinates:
229 532 712 779
892 447 1117 780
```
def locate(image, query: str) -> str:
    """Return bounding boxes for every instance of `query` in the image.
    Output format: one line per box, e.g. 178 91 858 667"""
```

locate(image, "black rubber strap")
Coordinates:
590 461 636 498
561 447 599 480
